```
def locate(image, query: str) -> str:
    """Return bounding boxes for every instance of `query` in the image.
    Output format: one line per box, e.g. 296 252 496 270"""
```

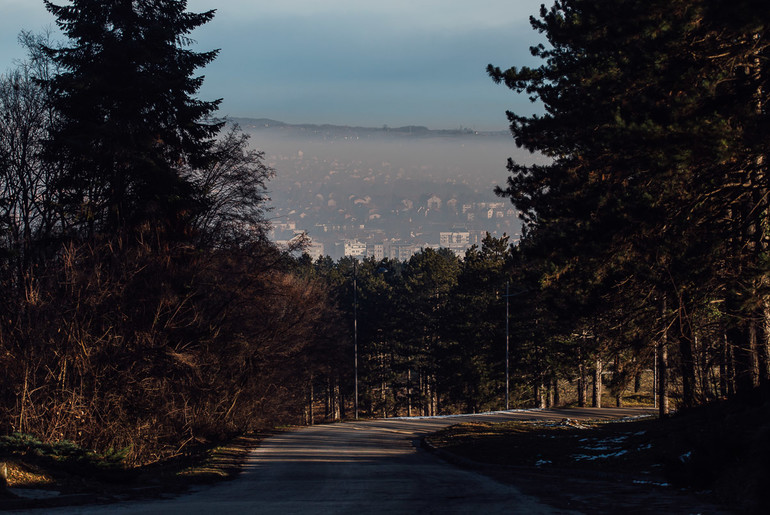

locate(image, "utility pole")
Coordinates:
505 282 510 410
354 259 359 420
501 283 529 410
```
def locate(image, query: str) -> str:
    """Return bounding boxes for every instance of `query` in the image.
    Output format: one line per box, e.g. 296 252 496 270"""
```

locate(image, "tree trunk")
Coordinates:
578 339 587 407
658 295 669 417
19 363 29 433
760 299 770 385
634 371 642 393
407 369 413 417
308 376 314 426
380 352 387 418
592 358 602 408
431 374 438 415
325 378 331 420
677 305 697 409
333 379 341 421
729 321 760 396
695 333 710 401
534 378 546 409
552 376 560 406
614 355 623 408
719 332 729 398
727 332 737 396
419 372 426 416
324 377 334 420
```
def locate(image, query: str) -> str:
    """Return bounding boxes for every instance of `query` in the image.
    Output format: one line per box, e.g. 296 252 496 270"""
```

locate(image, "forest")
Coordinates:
1 0 770 467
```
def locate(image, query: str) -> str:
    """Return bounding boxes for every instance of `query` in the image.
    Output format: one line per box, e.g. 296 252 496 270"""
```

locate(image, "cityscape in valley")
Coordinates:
238 118 540 260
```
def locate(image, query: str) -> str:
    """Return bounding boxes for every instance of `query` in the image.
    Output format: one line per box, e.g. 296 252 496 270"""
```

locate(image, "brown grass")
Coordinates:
427 390 770 514
2 432 271 505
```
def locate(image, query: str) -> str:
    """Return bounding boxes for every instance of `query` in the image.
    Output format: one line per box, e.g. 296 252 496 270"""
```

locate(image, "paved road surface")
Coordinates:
12 408 652 514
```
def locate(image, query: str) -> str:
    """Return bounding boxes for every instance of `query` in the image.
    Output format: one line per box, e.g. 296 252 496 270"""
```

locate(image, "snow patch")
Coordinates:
8 488 61 500
572 449 629 461
632 480 670 487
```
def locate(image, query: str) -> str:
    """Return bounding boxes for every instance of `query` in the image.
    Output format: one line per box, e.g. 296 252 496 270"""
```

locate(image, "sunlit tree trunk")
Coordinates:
634 370 642 393
761 300 770 385
592 358 602 408
552 376 560 407
305 374 314 426
534 378 546 409
430 374 438 416
658 295 669 416
729 321 760 395
333 379 341 421
578 336 587 407
677 303 697 409
614 355 623 408
407 369 413 417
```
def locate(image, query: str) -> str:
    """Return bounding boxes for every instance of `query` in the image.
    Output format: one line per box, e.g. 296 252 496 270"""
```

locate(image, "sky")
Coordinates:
0 0 547 131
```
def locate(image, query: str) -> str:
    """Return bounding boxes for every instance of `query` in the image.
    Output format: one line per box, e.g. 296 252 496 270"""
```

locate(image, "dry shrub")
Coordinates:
0 234 343 464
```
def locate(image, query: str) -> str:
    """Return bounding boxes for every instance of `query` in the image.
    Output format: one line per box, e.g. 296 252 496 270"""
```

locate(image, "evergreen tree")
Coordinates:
402 248 460 415
42 0 223 234
489 0 770 404
441 234 511 412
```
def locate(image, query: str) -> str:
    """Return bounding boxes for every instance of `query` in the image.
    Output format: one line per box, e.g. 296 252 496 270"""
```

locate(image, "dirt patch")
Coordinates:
425 417 738 514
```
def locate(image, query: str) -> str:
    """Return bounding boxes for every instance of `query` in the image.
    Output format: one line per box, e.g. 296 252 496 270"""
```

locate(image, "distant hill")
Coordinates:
230 117 510 141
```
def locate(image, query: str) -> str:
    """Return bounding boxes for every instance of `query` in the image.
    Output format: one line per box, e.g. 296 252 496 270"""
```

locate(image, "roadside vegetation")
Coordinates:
0 430 267 509
428 387 770 513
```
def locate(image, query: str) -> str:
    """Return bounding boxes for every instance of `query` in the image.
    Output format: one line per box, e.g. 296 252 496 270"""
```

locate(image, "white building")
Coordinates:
390 243 416 262
440 231 470 247
306 242 325 260
344 239 367 258
367 243 385 261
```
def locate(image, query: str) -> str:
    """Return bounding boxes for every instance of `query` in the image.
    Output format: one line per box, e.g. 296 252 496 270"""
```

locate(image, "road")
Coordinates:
14 407 651 515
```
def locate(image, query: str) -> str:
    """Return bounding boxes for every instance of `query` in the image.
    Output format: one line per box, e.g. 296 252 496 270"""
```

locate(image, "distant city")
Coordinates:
238 118 543 260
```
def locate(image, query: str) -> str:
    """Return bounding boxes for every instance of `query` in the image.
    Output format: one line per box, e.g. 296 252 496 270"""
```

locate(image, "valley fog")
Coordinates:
239 120 542 259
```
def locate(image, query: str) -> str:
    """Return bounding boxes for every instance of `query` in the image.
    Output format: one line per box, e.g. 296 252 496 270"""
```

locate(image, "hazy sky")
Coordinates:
0 0 547 130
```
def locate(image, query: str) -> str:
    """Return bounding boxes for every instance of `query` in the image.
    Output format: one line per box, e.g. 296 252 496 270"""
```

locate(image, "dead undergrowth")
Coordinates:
427 393 770 514
0 432 272 510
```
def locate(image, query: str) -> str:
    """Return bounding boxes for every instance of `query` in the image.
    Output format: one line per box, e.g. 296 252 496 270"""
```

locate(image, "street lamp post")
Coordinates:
501 284 529 411
353 259 359 420
505 282 510 410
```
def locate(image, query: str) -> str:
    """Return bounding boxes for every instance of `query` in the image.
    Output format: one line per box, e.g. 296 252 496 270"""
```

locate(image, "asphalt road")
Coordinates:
14 407 652 515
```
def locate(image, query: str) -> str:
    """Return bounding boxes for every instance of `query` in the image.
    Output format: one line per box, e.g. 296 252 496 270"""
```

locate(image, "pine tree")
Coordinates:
402 248 460 415
489 0 770 403
441 234 511 412
42 0 223 234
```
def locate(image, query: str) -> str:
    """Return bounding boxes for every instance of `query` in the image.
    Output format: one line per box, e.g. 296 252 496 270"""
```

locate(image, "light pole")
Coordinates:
505 282 510 410
353 259 359 420
501 284 528 411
